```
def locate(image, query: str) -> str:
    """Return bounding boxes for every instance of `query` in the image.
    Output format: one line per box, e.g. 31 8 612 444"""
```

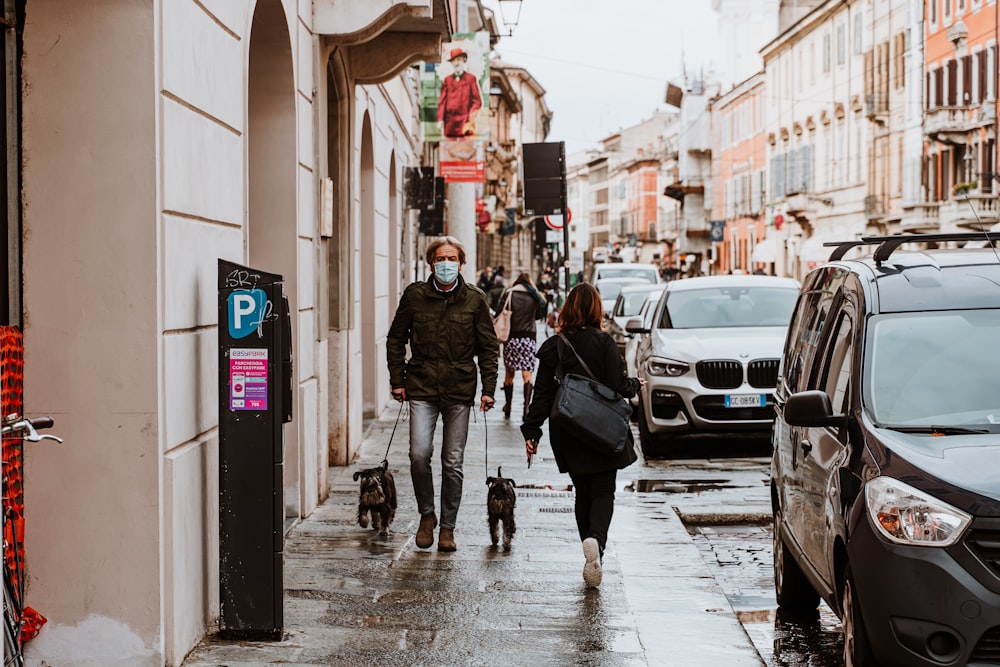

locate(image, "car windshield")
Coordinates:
596 267 659 283
659 286 798 329
616 289 658 317
864 310 1000 428
597 280 644 302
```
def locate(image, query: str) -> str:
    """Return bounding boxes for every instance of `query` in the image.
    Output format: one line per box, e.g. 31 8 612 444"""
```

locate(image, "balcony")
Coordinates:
924 104 996 144
900 202 941 232
864 194 887 220
865 93 888 123
938 194 1000 231
786 193 817 217
316 0 451 84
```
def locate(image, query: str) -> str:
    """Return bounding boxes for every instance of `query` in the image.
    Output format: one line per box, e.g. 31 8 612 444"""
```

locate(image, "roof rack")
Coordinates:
823 240 882 261
822 232 998 265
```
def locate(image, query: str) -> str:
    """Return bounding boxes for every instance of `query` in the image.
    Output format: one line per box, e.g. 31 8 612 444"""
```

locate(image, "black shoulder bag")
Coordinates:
550 333 632 458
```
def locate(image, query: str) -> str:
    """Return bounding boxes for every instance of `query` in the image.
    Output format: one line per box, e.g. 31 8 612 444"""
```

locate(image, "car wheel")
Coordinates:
841 564 877 667
637 396 658 457
772 509 819 613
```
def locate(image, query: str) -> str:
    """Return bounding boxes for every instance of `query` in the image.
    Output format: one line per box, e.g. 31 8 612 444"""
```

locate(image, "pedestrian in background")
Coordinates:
498 273 547 419
521 282 642 587
487 265 506 311
387 236 499 552
476 265 494 292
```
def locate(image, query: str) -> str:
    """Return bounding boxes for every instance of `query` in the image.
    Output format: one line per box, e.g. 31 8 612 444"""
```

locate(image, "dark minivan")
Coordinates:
770 233 1000 667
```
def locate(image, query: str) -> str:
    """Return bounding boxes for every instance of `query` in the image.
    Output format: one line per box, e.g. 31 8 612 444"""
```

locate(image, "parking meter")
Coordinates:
217 259 291 639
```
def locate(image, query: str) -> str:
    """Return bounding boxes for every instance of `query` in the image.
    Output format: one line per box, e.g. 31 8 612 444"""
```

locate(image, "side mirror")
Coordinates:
782 390 847 429
625 317 648 335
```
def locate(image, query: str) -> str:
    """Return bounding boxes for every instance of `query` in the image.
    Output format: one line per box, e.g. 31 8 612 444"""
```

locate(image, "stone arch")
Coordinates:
247 0 299 517
360 112 377 418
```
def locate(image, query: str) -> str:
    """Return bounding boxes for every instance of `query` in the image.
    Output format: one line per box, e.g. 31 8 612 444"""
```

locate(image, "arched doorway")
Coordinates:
389 153 401 310
360 114 377 419
247 0 299 519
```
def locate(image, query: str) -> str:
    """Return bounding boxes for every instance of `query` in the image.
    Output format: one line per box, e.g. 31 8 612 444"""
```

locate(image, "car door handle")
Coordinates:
800 440 813 454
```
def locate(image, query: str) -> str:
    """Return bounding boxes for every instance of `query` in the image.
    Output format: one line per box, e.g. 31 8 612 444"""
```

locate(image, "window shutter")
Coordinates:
801 146 813 193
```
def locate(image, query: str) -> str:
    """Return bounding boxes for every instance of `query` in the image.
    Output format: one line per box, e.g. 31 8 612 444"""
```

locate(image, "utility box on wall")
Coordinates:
217 259 292 640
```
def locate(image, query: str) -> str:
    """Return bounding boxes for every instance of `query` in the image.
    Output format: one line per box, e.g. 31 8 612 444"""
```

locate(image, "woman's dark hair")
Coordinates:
513 272 534 288
558 283 603 332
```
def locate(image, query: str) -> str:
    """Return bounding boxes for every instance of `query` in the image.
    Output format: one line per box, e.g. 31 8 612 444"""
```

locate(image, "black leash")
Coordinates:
382 400 406 465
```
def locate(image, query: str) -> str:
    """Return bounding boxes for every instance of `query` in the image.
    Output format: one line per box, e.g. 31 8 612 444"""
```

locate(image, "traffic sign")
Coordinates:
544 208 572 230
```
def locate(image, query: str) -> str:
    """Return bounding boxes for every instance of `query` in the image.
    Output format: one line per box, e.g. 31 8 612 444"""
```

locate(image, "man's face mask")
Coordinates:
434 261 460 285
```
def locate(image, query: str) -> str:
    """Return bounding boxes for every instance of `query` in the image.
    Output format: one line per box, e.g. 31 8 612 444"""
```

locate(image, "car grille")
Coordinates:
692 395 775 421
970 625 1000 662
965 528 1000 578
747 359 780 388
696 360 742 389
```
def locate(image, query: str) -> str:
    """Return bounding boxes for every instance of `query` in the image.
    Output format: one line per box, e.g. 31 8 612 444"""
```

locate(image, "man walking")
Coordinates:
387 236 499 551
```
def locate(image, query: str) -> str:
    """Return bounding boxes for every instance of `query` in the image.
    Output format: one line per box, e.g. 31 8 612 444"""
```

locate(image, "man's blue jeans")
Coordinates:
408 400 471 530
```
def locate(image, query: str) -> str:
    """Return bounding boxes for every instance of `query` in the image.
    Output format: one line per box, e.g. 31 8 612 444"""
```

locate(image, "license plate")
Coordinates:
725 394 765 408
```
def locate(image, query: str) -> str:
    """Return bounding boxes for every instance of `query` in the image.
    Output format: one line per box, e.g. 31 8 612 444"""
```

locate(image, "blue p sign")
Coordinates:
228 289 267 339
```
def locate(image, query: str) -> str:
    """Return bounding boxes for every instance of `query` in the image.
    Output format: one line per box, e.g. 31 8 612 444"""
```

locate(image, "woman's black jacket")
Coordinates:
501 284 547 340
521 327 640 475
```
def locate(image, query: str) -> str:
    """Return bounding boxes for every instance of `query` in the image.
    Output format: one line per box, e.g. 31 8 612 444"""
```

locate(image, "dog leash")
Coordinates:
483 410 490 482
382 400 406 465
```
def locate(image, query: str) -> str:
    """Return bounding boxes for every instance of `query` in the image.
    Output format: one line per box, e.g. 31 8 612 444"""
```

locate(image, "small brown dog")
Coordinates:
486 466 517 550
353 460 397 537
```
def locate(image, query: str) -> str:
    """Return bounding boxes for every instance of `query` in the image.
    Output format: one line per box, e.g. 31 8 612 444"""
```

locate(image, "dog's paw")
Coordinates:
358 516 370 529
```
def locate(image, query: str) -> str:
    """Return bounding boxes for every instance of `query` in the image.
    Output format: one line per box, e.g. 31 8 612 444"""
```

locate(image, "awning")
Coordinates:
750 237 779 263
798 234 838 264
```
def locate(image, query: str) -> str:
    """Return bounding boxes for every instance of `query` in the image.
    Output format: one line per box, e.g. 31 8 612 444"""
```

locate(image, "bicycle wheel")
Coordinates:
3 574 23 667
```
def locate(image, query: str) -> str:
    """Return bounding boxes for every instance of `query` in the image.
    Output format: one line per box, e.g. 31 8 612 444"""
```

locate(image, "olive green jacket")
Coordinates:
386 276 499 405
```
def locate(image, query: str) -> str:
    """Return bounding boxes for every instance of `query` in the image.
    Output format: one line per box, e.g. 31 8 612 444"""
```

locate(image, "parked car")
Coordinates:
629 274 800 454
623 291 661 410
593 277 648 315
605 284 665 357
590 262 661 285
770 233 1000 667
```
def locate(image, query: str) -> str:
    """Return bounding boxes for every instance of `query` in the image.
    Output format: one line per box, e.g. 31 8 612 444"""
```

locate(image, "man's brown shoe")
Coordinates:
416 513 437 548
438 528 457 552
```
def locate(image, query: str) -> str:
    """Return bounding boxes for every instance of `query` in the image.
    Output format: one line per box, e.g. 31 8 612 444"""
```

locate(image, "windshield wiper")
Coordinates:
885 425 991 435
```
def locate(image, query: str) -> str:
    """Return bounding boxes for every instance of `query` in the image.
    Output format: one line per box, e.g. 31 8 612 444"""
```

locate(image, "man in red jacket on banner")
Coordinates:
437 48 482 139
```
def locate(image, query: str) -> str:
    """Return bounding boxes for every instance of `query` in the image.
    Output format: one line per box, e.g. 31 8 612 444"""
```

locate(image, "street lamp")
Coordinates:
495 0 524 38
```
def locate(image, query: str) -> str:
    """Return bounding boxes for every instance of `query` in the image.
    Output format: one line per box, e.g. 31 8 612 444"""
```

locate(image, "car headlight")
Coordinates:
865 476 971 547
645 356 690 377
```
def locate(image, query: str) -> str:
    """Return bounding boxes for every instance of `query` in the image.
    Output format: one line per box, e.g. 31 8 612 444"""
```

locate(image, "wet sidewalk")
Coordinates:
183 396 765 666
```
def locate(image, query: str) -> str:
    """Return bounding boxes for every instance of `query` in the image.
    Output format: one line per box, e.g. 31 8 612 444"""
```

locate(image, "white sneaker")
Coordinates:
582 538 602 587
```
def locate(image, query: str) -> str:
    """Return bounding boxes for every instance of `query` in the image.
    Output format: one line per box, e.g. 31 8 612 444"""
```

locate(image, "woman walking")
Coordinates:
499 273 547 419
521 283 642 587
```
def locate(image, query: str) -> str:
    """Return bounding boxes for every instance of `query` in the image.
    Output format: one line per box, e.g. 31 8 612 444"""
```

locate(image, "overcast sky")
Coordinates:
481 0 721 154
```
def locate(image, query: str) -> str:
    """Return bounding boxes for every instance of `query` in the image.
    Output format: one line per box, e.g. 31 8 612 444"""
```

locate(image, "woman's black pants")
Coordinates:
568 469 617 552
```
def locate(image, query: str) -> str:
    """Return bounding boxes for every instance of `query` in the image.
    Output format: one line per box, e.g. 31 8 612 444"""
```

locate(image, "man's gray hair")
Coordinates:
425 236 467 266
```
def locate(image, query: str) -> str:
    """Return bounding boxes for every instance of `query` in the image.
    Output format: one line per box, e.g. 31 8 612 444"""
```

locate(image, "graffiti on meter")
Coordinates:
228 289 269 339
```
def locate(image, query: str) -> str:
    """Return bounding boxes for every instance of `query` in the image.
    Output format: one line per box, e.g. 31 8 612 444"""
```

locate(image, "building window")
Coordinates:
837 24 847 66
853 13 863 55
823 33 832 73
930 0 937 24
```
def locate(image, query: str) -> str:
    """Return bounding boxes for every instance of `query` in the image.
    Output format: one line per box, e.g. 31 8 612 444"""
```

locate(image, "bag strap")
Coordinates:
500 290 513 313
556 333 598 382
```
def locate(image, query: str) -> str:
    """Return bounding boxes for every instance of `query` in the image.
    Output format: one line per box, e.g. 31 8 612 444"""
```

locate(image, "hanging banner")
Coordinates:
419 32 490 144
440 139 485 182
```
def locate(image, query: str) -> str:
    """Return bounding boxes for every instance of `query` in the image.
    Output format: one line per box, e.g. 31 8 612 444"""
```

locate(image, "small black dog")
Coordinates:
486 466 517 550
353 460 397 537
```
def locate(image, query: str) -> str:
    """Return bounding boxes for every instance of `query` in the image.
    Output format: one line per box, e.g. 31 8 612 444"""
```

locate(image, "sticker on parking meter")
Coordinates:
230 348 268 411
228 289 268 339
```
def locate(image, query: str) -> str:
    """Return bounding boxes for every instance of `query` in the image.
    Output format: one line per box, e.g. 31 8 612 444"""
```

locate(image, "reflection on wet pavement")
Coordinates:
689 524 844 667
